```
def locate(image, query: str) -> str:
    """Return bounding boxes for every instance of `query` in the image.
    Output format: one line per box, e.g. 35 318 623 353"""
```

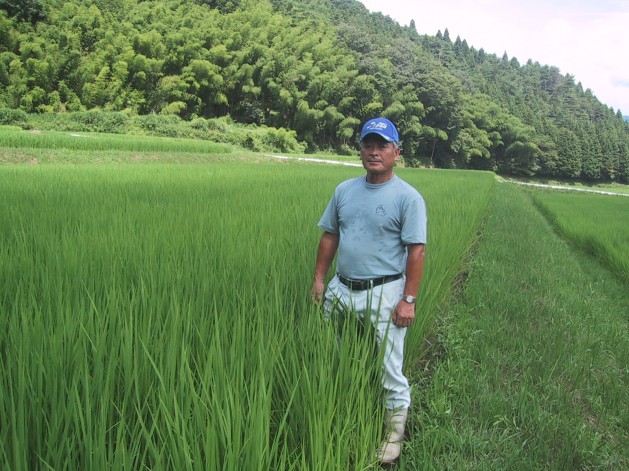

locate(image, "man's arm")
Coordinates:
393 243 425 327
311 231 340 303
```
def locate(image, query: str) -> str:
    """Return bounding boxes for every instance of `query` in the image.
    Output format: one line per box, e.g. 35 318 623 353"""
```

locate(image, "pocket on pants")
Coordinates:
323 276 337 308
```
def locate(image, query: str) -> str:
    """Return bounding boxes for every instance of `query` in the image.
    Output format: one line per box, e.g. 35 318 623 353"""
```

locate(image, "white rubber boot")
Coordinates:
376 408 408 465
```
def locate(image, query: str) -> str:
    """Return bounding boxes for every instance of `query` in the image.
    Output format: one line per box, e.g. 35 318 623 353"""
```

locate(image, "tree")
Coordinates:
578 122 602 181
413 64 463 166
182 59 225 115
196 0 240 14
0 0 45 24
555 128 582 178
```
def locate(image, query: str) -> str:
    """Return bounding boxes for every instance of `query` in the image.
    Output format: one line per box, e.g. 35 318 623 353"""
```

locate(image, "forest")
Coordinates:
1 0 628 182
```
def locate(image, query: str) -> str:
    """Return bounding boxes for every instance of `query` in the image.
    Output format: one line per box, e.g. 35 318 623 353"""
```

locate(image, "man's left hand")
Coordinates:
393 300 415 327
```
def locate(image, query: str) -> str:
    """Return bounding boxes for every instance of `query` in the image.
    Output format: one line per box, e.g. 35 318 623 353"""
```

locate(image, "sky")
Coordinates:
358 0 629 115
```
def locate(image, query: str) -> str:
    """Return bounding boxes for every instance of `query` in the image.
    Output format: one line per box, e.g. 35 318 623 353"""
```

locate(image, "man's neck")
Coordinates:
366 171 394 184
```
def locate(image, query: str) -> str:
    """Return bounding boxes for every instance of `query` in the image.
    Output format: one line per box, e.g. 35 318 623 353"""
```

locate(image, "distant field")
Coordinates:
501 175 629 195
0 127 233 154
533 190 629 284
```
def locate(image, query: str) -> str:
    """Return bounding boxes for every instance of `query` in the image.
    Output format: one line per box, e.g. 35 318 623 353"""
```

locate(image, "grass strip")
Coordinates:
533 190 629 285
404 183 629 470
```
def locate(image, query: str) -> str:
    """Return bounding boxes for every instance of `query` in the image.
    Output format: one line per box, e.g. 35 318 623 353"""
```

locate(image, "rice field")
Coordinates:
0 128 232 154
533 190 629 284
0 158 494 470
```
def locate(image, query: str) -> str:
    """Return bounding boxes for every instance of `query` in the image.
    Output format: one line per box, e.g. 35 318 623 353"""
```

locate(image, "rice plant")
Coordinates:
0 128 233 154
0 162 493 469
533 190 629 284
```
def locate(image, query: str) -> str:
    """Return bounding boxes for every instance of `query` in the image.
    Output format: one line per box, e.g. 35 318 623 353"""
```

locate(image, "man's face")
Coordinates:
359 134 400 176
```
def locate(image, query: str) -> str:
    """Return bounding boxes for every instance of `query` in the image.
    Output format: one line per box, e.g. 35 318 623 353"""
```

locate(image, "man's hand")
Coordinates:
311 278 325 304
311 232 339 304
392 299 415 327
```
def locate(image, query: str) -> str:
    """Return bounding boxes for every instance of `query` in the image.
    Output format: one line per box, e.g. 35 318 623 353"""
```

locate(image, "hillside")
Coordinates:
0 0 628 182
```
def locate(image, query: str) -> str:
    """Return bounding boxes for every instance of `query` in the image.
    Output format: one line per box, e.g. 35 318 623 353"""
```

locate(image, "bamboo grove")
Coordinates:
1 0 628 181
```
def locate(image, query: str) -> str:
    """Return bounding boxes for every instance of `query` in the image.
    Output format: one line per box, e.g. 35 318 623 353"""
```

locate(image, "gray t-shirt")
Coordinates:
318 174 427 279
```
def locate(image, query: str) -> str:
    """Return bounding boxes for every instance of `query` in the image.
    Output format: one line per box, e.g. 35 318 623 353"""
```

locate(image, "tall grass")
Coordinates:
0 162 493 469
532 190 629 284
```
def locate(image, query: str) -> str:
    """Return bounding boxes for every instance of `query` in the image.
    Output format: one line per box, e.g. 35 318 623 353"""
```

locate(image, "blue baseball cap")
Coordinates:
360 117 399 144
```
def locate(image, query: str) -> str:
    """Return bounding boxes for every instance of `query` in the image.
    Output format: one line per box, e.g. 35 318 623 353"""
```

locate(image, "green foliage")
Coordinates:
0 107 30 127
1 0 628 181
16 110 306 152
131 113 183 137
49 110 130 133
0 0 46 24
219 121 305 152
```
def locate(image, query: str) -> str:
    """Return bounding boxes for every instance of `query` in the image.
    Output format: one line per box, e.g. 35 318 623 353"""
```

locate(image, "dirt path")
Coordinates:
267 154 362 167
503 180 629 197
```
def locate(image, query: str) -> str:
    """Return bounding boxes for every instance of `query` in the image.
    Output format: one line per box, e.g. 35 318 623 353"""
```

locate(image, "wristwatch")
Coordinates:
401 295 416 304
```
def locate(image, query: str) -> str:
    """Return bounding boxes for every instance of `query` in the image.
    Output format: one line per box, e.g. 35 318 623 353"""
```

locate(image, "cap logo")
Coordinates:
367 122 388 130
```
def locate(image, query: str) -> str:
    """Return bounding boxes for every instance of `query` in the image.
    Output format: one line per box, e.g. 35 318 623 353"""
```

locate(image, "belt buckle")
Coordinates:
339 274 374 291
356 279 371 291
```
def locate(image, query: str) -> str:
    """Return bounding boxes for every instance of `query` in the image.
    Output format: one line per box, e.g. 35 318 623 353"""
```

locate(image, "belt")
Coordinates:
337 273 403 291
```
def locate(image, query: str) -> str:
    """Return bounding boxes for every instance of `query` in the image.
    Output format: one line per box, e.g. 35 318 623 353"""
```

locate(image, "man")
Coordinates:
311 117 427 464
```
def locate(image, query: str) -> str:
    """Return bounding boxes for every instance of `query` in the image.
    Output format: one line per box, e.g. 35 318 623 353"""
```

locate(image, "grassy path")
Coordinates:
403 183 629 470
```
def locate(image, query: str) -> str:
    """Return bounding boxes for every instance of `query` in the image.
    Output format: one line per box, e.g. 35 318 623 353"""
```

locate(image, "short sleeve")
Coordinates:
317 192 339 234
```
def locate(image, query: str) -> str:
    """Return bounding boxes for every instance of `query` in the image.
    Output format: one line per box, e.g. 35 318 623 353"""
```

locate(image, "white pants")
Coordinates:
323 275 411 410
